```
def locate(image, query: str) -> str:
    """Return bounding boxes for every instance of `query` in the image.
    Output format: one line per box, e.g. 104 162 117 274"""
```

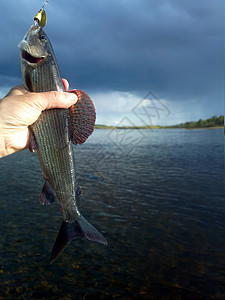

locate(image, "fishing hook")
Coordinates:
41 0 50 10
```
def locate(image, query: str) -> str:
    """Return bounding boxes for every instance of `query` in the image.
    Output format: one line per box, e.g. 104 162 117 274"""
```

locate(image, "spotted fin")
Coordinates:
68 90 96 144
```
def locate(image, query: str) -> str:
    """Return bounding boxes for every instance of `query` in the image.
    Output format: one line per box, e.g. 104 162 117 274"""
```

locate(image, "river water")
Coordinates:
0 128 224 299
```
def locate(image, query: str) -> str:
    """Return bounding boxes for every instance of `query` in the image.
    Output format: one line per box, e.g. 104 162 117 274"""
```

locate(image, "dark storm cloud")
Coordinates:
49 0 223 100
0 0 223 114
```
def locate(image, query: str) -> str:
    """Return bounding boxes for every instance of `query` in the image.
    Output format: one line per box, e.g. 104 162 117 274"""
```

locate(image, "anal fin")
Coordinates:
40 181 58 205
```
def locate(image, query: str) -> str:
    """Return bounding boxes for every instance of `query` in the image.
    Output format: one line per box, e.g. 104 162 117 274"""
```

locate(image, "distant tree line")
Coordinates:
95 115 224 129
168 115 224 129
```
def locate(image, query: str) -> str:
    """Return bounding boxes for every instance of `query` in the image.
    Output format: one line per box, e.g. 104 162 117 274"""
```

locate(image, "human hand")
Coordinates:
0 79 77 158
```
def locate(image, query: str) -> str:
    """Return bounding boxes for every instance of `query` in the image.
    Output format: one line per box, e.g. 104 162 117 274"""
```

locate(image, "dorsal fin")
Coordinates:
68 90 96 144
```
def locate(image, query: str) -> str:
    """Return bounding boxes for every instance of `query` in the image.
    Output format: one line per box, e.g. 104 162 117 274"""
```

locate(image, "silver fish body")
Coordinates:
19 25 107 263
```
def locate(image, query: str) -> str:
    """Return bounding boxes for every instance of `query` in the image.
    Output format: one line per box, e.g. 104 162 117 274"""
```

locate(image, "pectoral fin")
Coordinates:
28 127 38 152
68 90 96 144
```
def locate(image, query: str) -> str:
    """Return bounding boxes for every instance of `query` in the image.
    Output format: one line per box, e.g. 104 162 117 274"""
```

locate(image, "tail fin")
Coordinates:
50 214 107 264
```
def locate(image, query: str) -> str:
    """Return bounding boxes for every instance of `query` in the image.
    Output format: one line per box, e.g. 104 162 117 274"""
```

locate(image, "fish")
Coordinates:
18 24 107 263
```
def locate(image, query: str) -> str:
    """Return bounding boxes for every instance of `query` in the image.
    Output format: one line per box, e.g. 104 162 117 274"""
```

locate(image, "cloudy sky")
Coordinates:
0 0 223 126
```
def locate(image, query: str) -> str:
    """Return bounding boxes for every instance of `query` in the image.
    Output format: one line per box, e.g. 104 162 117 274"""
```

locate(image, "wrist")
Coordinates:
0 132 7 158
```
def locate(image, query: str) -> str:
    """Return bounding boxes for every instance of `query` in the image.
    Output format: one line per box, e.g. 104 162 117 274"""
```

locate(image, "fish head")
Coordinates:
18 25 51 66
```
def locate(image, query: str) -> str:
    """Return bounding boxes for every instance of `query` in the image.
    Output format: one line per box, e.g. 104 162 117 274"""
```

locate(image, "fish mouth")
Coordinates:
22 50 45 64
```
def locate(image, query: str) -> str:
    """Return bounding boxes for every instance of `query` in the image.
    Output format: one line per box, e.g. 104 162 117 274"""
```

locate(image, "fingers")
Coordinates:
5 84 28 97
62 78 69 91
5 79 77 112
7 78 68 96
44 91 78 110
35 78 77 110
29 91 78 111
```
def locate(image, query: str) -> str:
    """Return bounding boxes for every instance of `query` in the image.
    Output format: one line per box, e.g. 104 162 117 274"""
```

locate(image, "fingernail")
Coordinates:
65 92 77 103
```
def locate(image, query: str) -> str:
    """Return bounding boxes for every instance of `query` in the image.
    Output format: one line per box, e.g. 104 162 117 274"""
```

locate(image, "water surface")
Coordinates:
0 128 224 299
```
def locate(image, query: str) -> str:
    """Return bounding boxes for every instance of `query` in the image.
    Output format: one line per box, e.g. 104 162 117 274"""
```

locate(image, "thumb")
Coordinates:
30 91 78 111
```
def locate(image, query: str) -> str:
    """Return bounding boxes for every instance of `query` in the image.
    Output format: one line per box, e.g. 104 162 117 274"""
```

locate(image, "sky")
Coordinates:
0 0 223 126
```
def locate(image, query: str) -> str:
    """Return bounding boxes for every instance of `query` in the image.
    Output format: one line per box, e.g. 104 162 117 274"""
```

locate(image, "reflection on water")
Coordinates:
0 129 224 299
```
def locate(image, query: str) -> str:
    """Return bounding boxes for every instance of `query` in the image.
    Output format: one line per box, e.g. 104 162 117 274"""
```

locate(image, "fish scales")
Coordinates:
33 109 77 217
18 24 107 263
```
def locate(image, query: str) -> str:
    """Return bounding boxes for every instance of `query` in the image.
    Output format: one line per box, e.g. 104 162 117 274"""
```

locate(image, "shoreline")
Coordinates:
94 125 224 130
95 116 224 130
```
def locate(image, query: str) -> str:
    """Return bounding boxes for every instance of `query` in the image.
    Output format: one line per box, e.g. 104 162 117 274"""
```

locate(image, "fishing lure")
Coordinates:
34 0 50 27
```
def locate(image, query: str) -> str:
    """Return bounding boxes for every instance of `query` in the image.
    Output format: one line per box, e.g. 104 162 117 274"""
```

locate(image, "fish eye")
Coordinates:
40 35 46 42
